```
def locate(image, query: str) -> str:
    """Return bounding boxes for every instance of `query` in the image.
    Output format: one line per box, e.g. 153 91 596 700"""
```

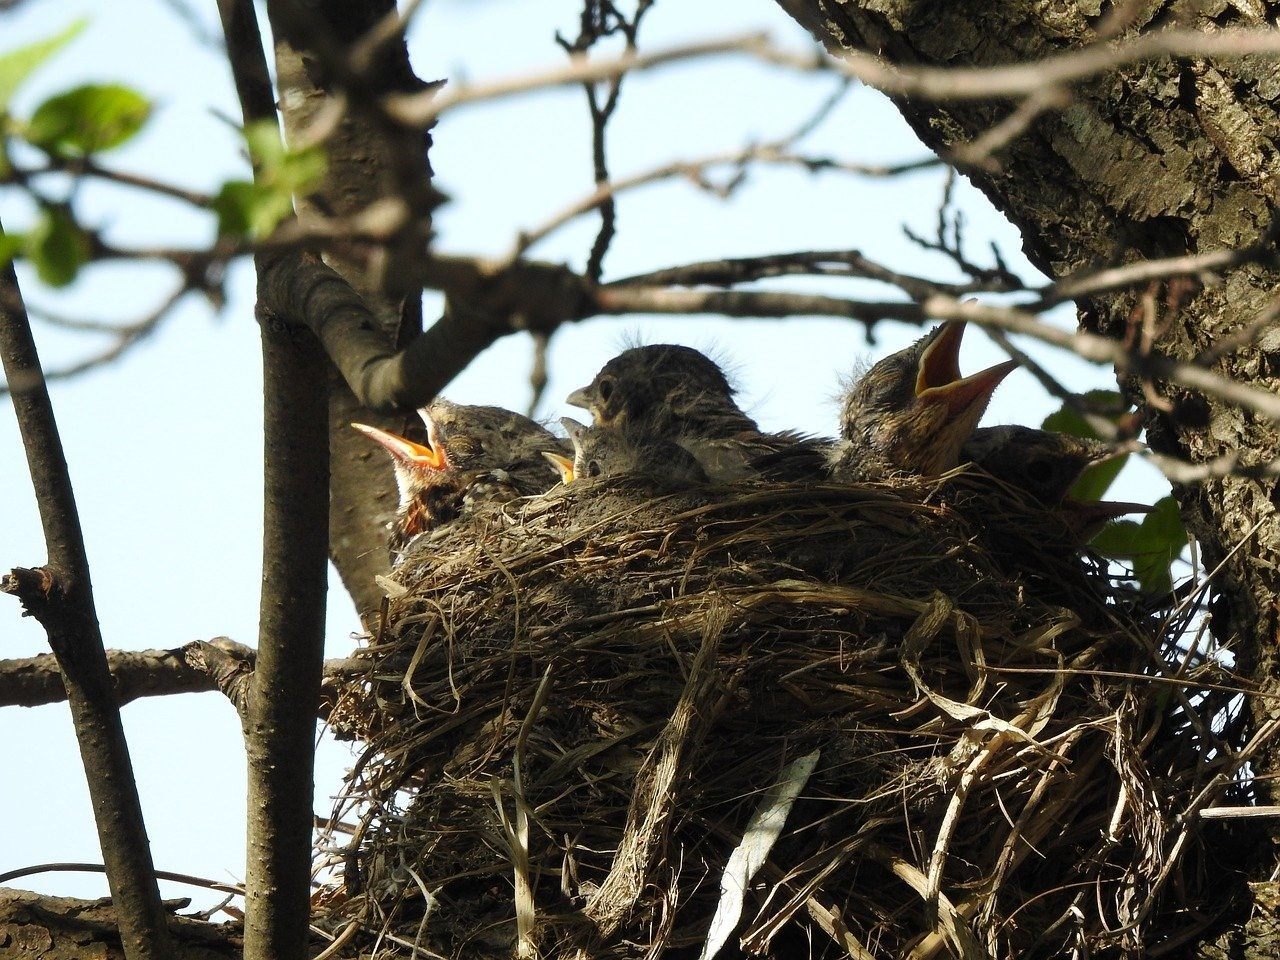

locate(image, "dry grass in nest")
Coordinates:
318 472 1245 959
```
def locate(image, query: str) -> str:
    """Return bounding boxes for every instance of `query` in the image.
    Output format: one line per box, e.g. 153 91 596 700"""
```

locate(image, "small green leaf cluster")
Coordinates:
1 21 150 286
212 121 327 239
1042 390 1186 595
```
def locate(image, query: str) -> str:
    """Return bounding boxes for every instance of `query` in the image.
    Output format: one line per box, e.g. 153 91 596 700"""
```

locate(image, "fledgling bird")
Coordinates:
962 424 1113 505
544 418 709 486
828 322 1016 481
566 344 826 481
354 399 564 557
962 424 1151 539
566 344 747 437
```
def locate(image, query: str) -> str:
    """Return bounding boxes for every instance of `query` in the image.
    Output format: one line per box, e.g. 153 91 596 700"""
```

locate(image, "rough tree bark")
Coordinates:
778 0 1279 756
0 889 237 960
775 2 1280 949
266 0 440 625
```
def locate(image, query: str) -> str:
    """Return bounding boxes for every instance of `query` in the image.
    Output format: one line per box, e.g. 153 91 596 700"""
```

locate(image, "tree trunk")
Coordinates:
267 0 440 625
778 0 1279 783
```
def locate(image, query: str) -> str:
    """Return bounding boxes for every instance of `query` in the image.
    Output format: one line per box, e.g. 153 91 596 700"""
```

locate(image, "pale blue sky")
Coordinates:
0 0 1166 907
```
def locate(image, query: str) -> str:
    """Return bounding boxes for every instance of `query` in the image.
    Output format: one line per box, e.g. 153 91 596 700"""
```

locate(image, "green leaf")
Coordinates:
1089 519 1140 554
214 122 326 238
1091 496 1186 595
213 179 294 239
26 207 90 287
0 230 25 267
28 84 151 155
0 20 86 110
1068 454 1127 503
1040 390 1129 441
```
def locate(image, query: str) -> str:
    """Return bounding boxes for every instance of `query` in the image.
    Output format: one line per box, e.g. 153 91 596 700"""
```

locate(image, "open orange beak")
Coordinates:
351 422 448 470
915 321 1017 415
542 451 575 484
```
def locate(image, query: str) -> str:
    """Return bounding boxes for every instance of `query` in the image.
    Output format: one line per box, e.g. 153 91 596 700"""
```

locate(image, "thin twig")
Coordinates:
1 286 192 398
948 86 1072 170
14 157 216 207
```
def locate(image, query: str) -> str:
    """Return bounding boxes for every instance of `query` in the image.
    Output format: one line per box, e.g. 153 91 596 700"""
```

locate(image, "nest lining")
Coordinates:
320 473 1238 960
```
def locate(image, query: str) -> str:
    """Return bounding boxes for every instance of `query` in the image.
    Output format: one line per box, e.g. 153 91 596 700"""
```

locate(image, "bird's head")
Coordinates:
423 398 560 465
965 424 1116 505
543 417 709 486
566 344 738 434
352 420 452 505
840 322 1016 476
542 417 589 484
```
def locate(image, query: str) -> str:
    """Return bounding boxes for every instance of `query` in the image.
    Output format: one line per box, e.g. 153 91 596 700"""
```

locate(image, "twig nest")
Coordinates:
323 474 1225 959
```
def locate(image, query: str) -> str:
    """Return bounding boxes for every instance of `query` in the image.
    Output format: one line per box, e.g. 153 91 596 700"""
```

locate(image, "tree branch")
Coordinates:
0 643 364 711
0 226 175 960
256 251 589 411
383 27 1280 129
217 4 330 960
801 25 1280 102
0 646 217 709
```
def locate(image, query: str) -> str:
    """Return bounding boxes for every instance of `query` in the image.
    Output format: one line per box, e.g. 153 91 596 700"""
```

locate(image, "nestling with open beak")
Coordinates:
544 418 709 487
828 321 1016 480
354 399 564 558
566 344 827 481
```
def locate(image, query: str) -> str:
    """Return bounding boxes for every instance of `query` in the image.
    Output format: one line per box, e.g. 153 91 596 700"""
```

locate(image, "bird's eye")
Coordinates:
597 377 615 402
587 460 603 478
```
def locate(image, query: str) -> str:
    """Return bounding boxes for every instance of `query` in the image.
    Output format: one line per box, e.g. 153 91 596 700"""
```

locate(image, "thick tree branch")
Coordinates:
0 646 217 709
264 0 440 627
257 239 1280 432
218 4 330 960
0 229 174 960
257 251 590 411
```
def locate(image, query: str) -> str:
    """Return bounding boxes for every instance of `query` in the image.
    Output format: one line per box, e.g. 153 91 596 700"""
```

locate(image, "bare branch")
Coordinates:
504 134 933 264
1 286 193 398
555 0 657 283
611 249 1011 298
1041 232 1279 305
0 642 366 711
1125 445 1280 483
948 86 1072 171
590 282 1280 421
386 33 778 126
0 646 215 709
818 26 1280 101
0 227 174 959
12 157 216 208
385 27 1280 130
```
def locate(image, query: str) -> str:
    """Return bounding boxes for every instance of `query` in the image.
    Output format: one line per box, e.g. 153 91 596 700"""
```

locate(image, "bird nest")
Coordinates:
319 473 1239 959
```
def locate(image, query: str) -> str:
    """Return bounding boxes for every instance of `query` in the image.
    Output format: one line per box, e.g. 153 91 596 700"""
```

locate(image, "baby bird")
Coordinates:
354 399 563 557
566 344 750 438
544 418 709 486
963 424 1112 505
962 423 1151 539
828 322 1016 481
566 344 825 481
